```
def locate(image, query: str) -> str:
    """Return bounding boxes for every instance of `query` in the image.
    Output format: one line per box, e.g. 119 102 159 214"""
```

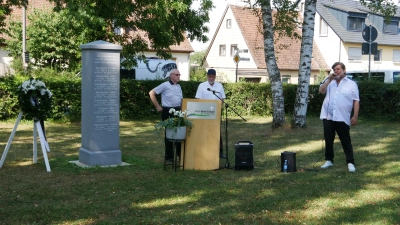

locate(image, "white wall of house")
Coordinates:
314 13 341 69
206 7 261 83
207 8 258 70
0 50 13 76
143 51 190 81
315 12 400 73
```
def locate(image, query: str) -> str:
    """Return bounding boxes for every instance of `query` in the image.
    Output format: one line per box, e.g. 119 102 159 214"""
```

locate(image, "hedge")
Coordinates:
1 75 399 122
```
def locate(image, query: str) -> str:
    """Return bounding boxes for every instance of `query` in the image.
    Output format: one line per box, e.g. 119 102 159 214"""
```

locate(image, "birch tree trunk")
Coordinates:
261 1 285 127
292 0 317 128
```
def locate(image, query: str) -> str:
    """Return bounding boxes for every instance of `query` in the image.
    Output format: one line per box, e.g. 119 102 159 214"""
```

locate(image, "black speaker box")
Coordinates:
281 151 296 172
235 141 254 170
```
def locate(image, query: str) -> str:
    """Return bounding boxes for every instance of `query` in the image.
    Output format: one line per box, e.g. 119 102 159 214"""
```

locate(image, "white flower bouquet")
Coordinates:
17 78 53 121
154 108 193 133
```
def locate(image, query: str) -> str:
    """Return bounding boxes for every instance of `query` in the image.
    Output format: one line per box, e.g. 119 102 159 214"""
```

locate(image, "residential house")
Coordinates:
122 30 194 81
0 0 194 79
314 0 400 77
203 4 330 84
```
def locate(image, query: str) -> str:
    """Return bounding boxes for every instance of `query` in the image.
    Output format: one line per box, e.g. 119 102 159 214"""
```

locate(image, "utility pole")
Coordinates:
22 6 27 69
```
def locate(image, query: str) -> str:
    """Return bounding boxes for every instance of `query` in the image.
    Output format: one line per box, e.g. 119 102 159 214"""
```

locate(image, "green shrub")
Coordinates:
1 74 399 122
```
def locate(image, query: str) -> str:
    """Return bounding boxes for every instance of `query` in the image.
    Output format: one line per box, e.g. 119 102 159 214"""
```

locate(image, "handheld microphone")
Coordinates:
320 76 330 85
207 88 219 93
320 74 335 85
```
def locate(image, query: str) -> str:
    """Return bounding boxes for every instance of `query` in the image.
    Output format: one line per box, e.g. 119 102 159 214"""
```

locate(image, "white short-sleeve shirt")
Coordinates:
195 81 226 100
319 77 360 126
153 80 183 107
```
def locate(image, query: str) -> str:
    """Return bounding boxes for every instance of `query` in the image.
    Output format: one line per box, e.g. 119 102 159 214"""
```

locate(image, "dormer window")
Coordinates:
348 17 364 31
384 20 399 35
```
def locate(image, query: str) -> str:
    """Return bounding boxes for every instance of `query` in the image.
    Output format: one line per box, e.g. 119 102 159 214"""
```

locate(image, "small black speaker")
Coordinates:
235 141 254 170
281 151 296 172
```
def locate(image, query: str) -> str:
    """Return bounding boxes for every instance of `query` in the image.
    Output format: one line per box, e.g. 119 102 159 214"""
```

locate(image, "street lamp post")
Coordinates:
233 53 240 82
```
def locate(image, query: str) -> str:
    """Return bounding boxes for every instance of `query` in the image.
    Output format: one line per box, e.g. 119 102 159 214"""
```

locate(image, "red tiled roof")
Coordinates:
131 30 194 53
230 5 329 71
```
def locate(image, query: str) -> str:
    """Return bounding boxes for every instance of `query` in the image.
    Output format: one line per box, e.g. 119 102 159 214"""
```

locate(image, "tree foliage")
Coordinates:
5 8 104 71
49 0 214 69
0 0 28 44
4 0 213 72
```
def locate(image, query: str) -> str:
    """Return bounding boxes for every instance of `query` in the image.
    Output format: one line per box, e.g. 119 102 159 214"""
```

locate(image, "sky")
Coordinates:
189 0 249 52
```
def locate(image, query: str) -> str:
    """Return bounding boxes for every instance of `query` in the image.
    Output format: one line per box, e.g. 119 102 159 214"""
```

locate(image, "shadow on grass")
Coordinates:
0 117 399 224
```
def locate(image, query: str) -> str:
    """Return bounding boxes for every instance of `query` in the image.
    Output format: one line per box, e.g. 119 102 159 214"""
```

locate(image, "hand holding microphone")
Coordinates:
320 73 340 84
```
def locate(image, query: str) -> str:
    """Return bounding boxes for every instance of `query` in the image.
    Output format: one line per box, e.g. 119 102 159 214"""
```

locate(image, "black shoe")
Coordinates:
220 153 226 158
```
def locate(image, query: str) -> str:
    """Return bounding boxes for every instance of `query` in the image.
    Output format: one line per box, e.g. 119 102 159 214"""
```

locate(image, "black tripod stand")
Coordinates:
211 91 246 169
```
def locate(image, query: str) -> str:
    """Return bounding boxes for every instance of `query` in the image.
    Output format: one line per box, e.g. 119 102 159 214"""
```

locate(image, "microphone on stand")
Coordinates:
207 88 219 93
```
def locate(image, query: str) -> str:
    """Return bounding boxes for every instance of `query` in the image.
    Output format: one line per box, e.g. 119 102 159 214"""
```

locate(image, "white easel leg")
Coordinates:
33 121 37 163
0 112 23 169
35 121 51 172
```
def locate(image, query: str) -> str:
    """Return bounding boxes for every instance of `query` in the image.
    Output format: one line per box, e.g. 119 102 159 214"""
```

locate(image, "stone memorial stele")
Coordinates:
78 40 123 166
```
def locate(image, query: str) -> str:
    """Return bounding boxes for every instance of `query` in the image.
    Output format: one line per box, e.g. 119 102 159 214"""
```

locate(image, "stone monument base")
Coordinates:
79 148 122 166
69 160 130 168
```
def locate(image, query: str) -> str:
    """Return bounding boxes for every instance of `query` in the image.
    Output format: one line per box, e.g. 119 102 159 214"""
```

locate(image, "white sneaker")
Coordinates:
348 163 356 172
321 160 333 169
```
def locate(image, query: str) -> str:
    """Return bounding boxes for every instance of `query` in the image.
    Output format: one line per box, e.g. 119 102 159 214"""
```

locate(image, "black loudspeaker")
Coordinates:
281 151 296 172
235 141 254 170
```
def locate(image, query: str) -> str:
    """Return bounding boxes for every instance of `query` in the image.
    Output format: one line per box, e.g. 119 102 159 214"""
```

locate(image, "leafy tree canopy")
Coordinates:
48 0 214 69
0 0 28 43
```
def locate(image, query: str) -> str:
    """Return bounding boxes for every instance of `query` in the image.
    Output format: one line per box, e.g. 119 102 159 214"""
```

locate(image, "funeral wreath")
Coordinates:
17 78 53 121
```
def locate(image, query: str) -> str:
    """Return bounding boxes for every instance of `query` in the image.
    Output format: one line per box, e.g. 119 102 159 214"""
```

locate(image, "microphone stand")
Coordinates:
211 91 246 169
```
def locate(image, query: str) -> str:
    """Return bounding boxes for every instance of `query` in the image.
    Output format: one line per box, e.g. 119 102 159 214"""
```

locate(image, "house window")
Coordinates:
219 45 226 56
348 17 364 31
226 19 232 29
320 18 328 36
348 47 362 61
374 49 382 61
114 27 123 35
393 50 400 62
231 44 238 56
113 20 123 35
243 77 261 83
300 2 304 13
216 76 224 82
384 21 399 34
282 75 291 84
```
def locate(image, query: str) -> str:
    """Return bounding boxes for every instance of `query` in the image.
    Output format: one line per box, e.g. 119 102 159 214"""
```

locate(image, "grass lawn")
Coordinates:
0 116 399 225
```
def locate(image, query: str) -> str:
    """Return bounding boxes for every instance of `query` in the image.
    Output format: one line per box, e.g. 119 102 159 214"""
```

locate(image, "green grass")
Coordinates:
0 116 399 225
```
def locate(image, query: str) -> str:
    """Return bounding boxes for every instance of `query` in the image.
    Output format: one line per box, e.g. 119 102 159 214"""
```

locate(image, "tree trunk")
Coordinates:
261 1 285 127
292 0 317 128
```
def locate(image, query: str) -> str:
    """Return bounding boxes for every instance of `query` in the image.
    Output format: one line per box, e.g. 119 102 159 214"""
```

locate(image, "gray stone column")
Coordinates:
78 40 122 166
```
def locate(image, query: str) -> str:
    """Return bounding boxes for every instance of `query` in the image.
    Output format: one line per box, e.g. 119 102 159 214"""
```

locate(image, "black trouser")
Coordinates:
323 119 355 165
162 106 181 159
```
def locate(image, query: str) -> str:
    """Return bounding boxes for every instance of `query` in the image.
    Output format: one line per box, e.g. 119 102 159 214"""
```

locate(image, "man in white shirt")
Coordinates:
319 62 360 172
195 69 226 158
149 69 183 161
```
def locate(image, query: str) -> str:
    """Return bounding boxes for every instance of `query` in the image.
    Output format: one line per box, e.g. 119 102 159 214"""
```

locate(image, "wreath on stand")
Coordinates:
17 78 53 121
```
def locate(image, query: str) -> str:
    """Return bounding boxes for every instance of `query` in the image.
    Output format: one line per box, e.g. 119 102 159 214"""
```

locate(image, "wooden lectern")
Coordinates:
181 98 221 170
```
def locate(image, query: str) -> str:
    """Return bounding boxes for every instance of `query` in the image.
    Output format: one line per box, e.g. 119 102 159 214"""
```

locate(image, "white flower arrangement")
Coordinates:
17 78 53 121
154 108 193 133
